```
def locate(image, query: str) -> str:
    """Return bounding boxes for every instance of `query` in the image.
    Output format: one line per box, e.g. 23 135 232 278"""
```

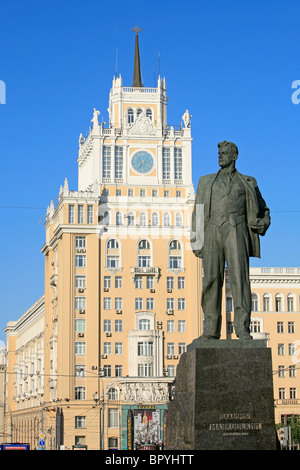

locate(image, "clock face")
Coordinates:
131 151 154 174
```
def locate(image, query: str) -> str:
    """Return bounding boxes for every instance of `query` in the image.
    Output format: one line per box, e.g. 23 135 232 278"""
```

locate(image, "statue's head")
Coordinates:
218 141 238 169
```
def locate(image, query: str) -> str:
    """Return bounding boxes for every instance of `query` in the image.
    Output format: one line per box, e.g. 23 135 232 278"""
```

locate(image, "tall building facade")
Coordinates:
3 32 300 450
4 31 202 450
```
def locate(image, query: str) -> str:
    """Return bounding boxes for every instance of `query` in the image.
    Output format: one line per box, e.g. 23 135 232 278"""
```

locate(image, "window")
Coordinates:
178 277 185 289
104 343 111 355
263 294 270 312
75 342 86 355
104 298 111 310
108 438 118 450
138 363 153 377
138 256 150 267
167 365 175 377
75 319 86 332
289 365 296 377
251 294 258 312
136 108 143 117
275 294 283 312
115 297 123 310
115 146 123 179
138 342 153 356
178 320 186 332
162 148 171 180
108 387 119 400
103 146 111 179
87 205 93 224
104 365 111 377
107 256 119 268
169 240 182 269
75 276 86 289
116 212 123 225
140 212 147 226
279 388 286 400
174 148 183 180
104 276 111 289
104 320 111 332
179 343 186 355
178 298 186 310
127 212 135 225
169 256 182 269
167 343 175 355
250 320 261 333
288 322 295 334
146 108 152 120
135 276 143 289
277 322 284 334
75 297 86 310
75 365 86 377
135 298 143 310
115 365 123 377
146 276 154 290
167 320 175 332
176 190 182 198
75 255 86 268
69 205 75 223
128 188 134 197
115 276 122 288
127 108 134 124
115 343 123 355
278 344 285 355
278 366 285 378
164 190 169 197
108 409 119 428
152 212 159 226
115 320 122 332
289 343 295 356
163 213 170 226
140 189 146 197
175 213 183 226
290 388 297 399
287 295 295 312
152 189 158 197
75 416 86 429
167 298 174 310
167 277 174 290
138 319 150 330
146 298 154 310
78 205 84 223
75 236 86 249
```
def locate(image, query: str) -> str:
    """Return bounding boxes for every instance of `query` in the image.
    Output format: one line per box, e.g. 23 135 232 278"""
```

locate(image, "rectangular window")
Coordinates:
167 298 174 310
167 277 174 290
78 205 84 223
75 416 86 429
288 322 295 334
289 343 295 356
178 343 186 355
115 320 122 332
167 365 175 377
135 298 143 310
167 343 175 355
75 236 86 249
174 148 183 180
75 365 86 377
135 276 143 289
87 205 93 224
128 188 134 197
290 388 297 399
115 146 123 179
115 365 123 377
75 319 86 332
104 342 111 355
138 342 153 356
104 276 111 289
138 363 153 377
167 320 175 332
104 365 111 377
75 386 86 400
138 256 151 267
162 147 171 180
278 366 285 378
75 276 86 289
277 322 284 334
146 298 154 310
289 365 296 377
146 276 154 289
107 256 119 268
69 205 75 223
178 320 186 332
75 297 86 310
178 277 185 289
278 344 285 355
115 276 122 288
104 320 111 332
75 255 86 268
103 146 111 179
115 342 123 355
108 408 119 428
279 388 286 400
104 298 111 310
115 297 123 310
75 342 86 355
169 256 181 269
178 298 186 310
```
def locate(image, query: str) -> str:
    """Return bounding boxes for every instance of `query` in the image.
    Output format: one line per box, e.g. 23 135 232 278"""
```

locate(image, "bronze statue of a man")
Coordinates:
191 141 270 339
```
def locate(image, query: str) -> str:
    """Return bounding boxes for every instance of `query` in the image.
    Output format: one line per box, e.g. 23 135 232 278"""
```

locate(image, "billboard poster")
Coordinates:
133 409 162 450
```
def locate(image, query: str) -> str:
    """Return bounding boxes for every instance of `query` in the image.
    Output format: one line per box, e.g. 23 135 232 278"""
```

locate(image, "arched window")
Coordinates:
287 294 296 312
127 107 134 124
163 213 170 226
263 294 271 312
106 239 120 268
152 212 159 226
116 212 123 225
175 212 183 226
168 240 182 269
108 387 119 400
251 294 258 312
138 239 151 267
136 107 143 118
275 293 283 312
146 108 152 120
139 212 147 226
127 212 135 226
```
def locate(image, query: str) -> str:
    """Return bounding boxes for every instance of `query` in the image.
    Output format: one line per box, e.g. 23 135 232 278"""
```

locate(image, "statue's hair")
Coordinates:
218 141 239 157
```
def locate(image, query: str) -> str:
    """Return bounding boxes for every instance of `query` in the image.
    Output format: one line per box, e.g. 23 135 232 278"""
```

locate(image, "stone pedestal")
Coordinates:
165 339 278 450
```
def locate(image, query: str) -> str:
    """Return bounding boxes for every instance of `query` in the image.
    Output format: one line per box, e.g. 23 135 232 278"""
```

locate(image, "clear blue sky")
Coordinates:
0 0 300 341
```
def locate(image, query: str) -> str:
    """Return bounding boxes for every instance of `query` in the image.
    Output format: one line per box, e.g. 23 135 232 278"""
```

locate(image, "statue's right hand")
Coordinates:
193 249 203 258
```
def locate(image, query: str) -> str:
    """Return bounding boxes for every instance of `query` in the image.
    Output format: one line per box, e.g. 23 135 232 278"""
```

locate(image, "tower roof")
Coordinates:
132 26 143 88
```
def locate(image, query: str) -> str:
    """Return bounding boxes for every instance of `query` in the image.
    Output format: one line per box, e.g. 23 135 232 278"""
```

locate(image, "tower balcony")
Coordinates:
130 266 160 282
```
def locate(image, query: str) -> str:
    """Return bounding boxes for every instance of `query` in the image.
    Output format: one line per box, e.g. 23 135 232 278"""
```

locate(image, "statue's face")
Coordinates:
218 145 236 168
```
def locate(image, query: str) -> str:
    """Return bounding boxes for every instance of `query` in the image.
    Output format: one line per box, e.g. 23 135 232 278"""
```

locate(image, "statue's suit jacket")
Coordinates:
191 170 270 258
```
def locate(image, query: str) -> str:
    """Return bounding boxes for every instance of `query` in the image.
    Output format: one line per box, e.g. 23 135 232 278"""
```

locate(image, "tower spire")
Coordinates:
132 26 143 88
